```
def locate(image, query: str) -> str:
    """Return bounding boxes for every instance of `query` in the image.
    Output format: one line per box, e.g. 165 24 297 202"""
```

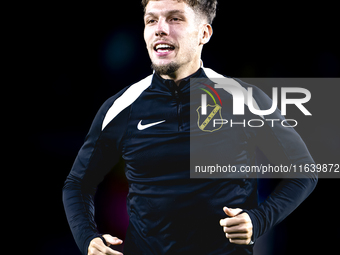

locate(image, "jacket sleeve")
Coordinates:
62 90 128 255
239 80 318 242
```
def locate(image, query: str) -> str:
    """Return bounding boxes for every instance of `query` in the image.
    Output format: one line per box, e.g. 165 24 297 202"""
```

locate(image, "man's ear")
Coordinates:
200 24 213 45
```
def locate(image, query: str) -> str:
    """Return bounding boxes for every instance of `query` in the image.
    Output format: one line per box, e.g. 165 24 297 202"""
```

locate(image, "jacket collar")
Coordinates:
151 66 207 92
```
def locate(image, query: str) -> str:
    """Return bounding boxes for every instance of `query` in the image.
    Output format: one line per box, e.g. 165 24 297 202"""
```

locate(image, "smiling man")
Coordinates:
144 0 212 81
63 1 317 255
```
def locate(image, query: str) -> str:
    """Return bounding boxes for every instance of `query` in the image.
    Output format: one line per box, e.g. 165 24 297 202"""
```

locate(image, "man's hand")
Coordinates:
88 234 123 255
219 207 253 245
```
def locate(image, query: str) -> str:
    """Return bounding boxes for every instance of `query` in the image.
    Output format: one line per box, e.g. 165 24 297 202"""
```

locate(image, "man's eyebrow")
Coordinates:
144 9 186 17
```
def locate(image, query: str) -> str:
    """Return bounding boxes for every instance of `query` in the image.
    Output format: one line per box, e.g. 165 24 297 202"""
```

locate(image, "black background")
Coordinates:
15 1 339 254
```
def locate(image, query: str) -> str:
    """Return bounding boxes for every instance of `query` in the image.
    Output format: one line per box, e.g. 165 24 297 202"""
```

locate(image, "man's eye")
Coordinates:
147 19 156 24
171 17 180 22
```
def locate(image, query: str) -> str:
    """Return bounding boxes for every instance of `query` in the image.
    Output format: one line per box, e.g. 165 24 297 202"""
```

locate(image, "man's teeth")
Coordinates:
155 44 174 52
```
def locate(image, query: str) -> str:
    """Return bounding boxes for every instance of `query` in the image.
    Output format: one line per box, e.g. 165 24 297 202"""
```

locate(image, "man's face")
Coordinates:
144 0 204 77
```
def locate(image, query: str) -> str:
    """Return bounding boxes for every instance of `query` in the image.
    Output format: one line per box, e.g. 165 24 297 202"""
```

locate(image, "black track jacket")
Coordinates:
63 66 317 255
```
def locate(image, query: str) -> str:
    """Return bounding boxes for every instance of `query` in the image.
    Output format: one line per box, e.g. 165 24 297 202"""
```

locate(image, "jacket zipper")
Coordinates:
174 89 183 131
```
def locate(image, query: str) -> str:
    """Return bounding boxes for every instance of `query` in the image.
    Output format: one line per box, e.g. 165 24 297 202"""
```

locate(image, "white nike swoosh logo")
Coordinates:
137 120 166 130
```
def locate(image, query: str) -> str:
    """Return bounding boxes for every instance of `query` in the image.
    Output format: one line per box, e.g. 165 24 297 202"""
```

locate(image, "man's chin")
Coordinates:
151 61 180 76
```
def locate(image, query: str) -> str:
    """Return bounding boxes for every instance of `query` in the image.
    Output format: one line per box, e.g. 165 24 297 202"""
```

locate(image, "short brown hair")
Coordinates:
141 0 218 24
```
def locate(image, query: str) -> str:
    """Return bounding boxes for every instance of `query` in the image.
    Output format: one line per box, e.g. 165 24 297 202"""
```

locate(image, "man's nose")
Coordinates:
155 18 169 36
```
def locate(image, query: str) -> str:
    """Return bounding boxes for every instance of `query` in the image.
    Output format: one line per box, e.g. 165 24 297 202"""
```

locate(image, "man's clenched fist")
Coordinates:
219 207 253 245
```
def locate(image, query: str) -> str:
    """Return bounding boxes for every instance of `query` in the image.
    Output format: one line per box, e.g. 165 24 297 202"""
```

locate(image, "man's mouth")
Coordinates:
153 43 175 53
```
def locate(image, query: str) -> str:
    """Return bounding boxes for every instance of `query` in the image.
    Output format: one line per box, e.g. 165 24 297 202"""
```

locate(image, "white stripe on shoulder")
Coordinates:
102 74 153 130
203 67 263 119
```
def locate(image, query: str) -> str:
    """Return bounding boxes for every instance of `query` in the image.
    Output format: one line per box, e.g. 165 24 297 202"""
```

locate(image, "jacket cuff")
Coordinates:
242 209 261 243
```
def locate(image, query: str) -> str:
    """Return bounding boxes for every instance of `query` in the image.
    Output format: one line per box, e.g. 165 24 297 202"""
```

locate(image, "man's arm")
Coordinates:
62 89 129 255
247 82 318 241
220 80 317 243
246 177 317 242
